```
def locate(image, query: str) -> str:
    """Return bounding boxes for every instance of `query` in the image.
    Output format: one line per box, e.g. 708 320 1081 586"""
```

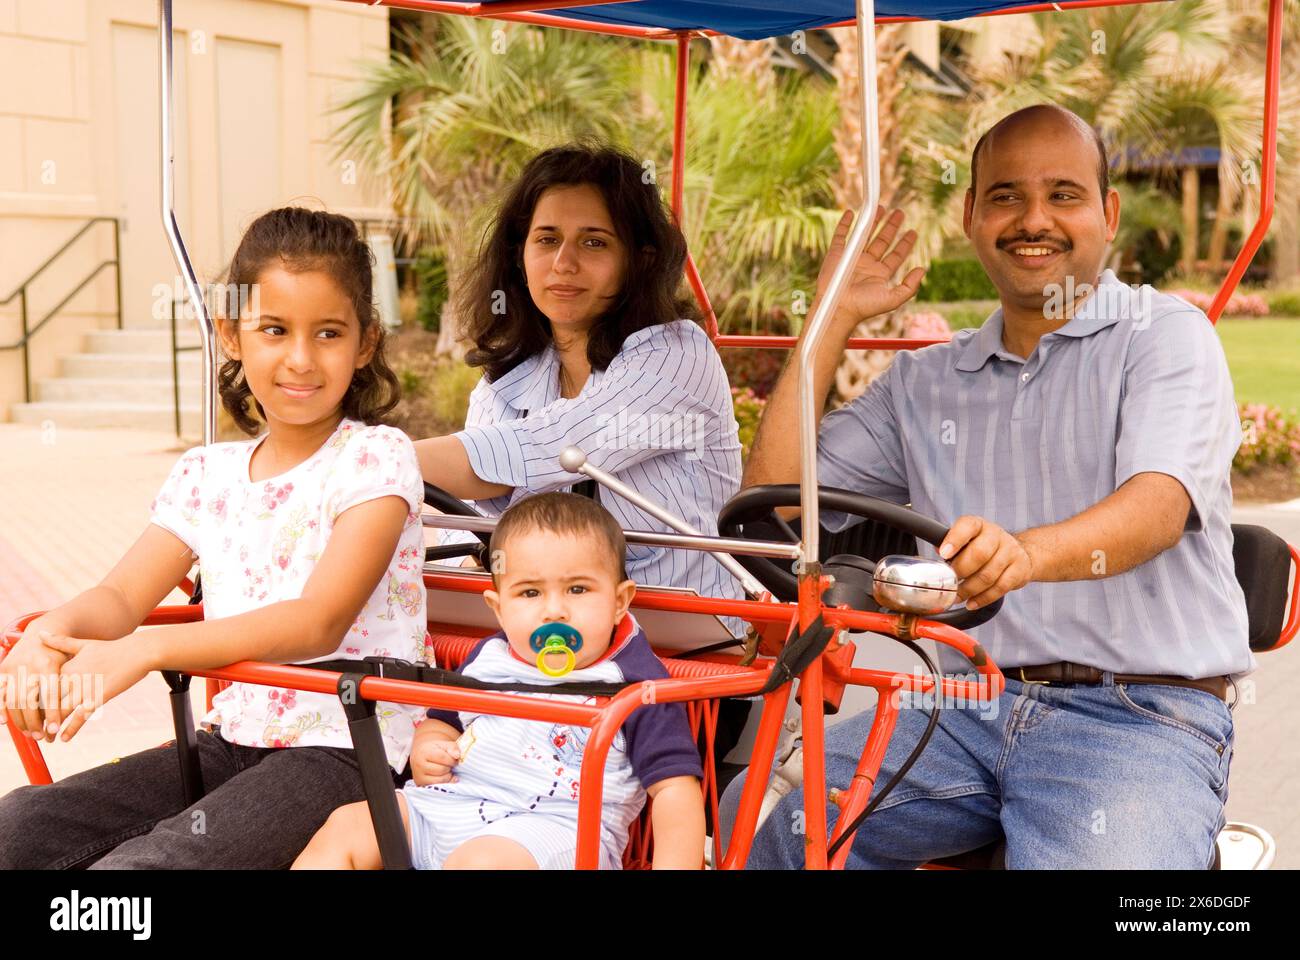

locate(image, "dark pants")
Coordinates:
0 729 383 869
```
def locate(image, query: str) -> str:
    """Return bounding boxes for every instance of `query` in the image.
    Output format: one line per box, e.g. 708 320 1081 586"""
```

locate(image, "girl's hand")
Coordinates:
0 617 73 742
41 634 155 742
410 730 461 786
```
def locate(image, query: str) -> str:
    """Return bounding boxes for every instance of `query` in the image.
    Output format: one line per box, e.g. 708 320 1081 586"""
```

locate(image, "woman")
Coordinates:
413 144 746 624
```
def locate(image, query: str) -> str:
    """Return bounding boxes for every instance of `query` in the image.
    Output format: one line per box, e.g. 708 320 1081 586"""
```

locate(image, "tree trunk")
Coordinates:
707 35 775 94
434 246 469 359
1180 166 1201 275
1206 169 1235 271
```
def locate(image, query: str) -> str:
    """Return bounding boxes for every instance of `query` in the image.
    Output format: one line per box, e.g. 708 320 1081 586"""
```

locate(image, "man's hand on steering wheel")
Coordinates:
939 515 1036 611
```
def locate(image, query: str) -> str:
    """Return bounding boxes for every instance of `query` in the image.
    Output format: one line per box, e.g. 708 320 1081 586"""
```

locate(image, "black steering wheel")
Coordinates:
717 484 1001 631
423 482 492 565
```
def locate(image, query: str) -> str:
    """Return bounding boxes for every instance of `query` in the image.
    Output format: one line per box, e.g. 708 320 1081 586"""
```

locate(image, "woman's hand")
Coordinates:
0 617 74 742
813 207 927 333
41 634 155 742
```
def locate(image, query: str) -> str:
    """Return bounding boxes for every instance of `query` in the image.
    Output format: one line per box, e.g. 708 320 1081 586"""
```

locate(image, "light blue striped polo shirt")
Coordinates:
819 270 1253 678
449 320 747 632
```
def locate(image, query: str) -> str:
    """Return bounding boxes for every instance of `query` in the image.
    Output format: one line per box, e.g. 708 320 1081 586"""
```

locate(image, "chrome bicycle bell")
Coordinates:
871 555 959 616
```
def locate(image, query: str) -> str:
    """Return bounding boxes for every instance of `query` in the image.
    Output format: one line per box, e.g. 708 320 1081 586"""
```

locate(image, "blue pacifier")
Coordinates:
529 622 584 677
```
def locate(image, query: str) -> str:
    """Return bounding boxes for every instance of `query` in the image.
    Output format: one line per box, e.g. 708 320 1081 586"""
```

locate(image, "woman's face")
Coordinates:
522 184 628 338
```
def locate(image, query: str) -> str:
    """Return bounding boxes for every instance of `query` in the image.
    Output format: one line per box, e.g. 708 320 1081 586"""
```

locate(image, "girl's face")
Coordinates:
522 184 628 338
220 265 376 432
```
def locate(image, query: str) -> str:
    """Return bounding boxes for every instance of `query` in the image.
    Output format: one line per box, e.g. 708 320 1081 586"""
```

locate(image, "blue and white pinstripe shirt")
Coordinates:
819 271 1253 678
448 320 746 629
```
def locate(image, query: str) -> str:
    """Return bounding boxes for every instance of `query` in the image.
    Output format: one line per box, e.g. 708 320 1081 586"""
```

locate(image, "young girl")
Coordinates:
0 207 427 869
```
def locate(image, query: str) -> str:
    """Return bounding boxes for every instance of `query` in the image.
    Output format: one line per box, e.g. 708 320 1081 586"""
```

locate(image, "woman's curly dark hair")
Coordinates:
217 207 401 435
458 142 697 383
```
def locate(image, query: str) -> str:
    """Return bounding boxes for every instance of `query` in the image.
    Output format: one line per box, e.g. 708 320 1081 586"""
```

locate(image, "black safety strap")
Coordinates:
755 616 835 696
161 670 205 806
336 672 411 870
162 574 208 806
304 656 632 698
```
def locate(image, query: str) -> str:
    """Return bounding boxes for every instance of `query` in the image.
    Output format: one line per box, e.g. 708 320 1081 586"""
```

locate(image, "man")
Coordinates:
722 104 1252 869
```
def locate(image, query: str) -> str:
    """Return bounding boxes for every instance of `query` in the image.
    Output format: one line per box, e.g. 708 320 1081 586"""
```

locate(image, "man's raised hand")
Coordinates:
813 207 927 332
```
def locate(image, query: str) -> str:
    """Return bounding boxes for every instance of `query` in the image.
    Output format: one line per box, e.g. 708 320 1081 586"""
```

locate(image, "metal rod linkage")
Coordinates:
421 513 801 561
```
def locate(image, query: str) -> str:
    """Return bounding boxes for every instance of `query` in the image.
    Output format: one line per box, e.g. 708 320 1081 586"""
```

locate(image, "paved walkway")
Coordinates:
0 421 1296 866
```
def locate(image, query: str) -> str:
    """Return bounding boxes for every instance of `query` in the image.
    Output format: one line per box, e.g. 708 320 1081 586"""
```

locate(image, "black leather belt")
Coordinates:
1011 661 1230 701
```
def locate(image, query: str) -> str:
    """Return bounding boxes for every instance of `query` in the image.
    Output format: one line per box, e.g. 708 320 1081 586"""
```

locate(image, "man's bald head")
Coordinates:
970 105 1109 200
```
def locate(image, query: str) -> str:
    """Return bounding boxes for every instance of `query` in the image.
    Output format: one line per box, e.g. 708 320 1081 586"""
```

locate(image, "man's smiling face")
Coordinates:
963 107 1120 319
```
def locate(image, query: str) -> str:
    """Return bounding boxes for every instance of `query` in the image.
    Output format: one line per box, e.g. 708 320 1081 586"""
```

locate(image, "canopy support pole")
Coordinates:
795 0 880 871
160 0 217 446
668 32 719 338
1207 0 1281 323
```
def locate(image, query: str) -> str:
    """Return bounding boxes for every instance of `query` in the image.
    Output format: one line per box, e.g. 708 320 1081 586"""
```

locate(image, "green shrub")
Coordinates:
430 359 481 430
732 387 767 460
1267 291 1300 317
941 306 989 330
412 254 449 333
916 259 998 303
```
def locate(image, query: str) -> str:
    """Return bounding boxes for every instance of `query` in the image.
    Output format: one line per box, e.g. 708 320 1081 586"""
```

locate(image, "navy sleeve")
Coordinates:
423 636 493 731
613 634 705 789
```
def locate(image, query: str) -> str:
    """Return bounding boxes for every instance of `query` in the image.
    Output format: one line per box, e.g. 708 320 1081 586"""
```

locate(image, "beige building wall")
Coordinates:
0 0 391 420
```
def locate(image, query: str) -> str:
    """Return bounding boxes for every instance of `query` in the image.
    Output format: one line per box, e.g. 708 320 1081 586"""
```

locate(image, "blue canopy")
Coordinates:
541 1 1104 40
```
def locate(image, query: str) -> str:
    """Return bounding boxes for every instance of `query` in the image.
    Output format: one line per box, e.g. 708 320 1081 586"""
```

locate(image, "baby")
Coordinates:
294 492 706 869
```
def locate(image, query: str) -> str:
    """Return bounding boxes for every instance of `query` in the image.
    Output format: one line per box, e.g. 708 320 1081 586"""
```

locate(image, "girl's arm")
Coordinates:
1 524 197 740
45 495 410 739
646 776 706 870
413 435 513 501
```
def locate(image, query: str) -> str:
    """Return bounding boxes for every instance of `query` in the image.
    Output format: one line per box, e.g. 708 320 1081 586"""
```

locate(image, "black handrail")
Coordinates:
0 217 123 404
170 297 202 438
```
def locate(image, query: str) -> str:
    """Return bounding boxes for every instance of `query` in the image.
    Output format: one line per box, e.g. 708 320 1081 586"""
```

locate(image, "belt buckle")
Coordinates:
1018 667 1049 685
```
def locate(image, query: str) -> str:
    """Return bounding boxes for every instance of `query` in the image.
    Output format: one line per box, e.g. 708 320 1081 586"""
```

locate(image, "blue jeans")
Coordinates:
720 675 1234 869
0 729 381 869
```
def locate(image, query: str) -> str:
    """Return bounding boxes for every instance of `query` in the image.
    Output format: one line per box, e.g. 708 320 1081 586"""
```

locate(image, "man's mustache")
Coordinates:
996 234 1073 252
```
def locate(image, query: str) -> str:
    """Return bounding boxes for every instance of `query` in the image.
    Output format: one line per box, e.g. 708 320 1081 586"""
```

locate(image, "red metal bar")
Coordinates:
354 0 684 39
671 32 689 222
716 683 794 868
797 574 830 869
827 690 899 869
685 252 719 339
425 569 800 625
1272 542 1300 652
714 334 947 351
1207 0 1281 323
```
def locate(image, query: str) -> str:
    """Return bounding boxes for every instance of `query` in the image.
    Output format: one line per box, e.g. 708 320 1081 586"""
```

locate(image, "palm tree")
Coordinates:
954 2 1262 277
629 42 842 336
334 18 637 352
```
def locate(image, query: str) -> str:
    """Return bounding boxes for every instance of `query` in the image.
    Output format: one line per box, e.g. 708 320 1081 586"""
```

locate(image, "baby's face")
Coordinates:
483 530 635 672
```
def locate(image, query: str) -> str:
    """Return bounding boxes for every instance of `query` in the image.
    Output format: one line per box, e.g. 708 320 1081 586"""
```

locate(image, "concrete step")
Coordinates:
84 329 204 354
63 353 205 380
11 401 202 433
35 377 203 405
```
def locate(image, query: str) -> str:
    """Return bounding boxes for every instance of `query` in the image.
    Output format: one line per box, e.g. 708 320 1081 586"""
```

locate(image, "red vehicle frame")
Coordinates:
2 0 1294 870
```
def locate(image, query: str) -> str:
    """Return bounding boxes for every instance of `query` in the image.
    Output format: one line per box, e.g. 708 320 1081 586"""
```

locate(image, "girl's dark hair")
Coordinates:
458 143 696 383
218 207 401 435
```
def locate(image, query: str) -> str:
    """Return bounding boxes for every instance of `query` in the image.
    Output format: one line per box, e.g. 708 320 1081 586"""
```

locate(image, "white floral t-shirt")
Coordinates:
150 418 427 769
